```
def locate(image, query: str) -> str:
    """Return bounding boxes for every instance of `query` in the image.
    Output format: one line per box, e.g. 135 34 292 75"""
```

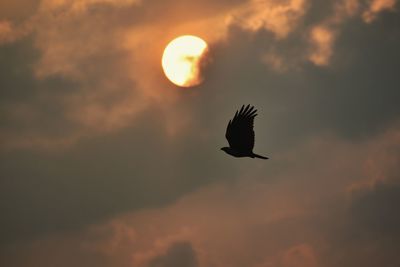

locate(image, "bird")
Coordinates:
221 105 269 159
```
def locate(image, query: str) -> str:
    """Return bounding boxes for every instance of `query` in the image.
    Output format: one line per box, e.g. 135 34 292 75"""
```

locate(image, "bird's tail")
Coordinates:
252 153 269 160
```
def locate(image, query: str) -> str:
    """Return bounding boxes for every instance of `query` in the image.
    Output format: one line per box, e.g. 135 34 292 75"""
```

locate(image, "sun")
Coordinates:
162 35 208 87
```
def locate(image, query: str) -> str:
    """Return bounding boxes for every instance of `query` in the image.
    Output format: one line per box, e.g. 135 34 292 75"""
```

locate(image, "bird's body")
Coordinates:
221 105 268 160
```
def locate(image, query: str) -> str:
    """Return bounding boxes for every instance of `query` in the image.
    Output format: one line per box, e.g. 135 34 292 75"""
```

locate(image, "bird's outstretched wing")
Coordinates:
225 105 258 153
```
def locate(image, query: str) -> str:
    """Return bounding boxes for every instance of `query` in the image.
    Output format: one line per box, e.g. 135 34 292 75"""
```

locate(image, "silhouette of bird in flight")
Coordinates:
221 105 269 159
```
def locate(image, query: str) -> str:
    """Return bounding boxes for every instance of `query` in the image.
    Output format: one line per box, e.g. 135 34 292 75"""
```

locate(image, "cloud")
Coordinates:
0 0 246 148
363 0 397 22
230 0 309 38
0 0 398 148
40 0 141 12
1 4 400 267
1 0 400 246
306 0 354 66
0 20 31 44
0 0 40 20
0 21 14 43
280 244 319 267
308 25 336 65
147 242 198 267
351 183 400 239
307 0 398 65
2 123 400 267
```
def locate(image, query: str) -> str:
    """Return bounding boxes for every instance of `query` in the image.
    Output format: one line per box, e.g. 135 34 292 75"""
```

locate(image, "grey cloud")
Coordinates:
350 182 400 240
148 242 198 267
1 129 400 267
316 181 400 267
0 37 80 146
0 105 241 244
202 10 400 147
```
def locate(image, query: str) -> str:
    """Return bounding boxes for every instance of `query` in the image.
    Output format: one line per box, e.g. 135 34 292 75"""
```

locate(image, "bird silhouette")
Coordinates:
221 105 269 159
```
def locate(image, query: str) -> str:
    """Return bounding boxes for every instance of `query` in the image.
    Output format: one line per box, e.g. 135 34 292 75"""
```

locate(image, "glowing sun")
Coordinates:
162 35 208 87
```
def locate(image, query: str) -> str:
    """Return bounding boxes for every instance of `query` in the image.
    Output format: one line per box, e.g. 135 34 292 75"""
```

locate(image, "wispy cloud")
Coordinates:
363 0 397 22
307 0 397 66
229 0 309 38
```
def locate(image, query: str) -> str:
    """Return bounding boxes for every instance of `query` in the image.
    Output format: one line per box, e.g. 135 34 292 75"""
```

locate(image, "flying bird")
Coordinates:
221 105 269 159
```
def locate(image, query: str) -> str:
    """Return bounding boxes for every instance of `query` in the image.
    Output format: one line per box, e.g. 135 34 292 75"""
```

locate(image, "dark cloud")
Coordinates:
0 37 81 143
1 129 400 267
317 11 400 138
148 242 198 267
0 104 241 244
315 181 400 267
0 37 38 103
203 10 400 148
351 182 400 240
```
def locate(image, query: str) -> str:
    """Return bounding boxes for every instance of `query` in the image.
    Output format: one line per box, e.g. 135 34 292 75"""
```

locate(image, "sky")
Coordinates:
1 0 400 266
